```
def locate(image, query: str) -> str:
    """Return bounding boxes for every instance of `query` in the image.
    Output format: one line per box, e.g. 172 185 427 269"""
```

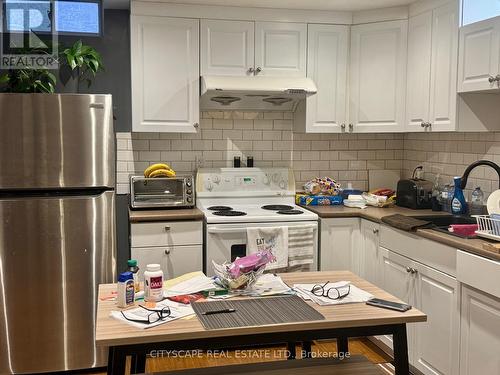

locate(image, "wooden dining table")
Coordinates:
96 271 426 375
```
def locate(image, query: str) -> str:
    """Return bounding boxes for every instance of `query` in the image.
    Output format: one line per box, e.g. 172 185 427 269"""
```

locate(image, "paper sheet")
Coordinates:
242 273 293 297
110 299 194 329
163 273 216 298
293 281 373 306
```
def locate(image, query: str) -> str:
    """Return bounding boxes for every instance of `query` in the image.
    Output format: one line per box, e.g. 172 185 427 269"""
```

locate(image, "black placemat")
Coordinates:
192 295 325 330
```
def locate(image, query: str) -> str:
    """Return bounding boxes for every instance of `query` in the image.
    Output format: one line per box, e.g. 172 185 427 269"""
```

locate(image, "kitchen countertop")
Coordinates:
302 205 500 262
129 208 204 223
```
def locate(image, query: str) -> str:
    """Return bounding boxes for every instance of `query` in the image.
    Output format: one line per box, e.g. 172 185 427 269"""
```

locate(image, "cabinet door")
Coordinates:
406 11 432 131
458 15 500 92
349 20 407 133
413 262 460 375
428 1 459 131
305 24 348 133
320 218 360 273
131 16 199 132
359 220 381 286
201 19 254 76
254 22 307 77
378 247 415 350
460 286 500 375
131 245 203 280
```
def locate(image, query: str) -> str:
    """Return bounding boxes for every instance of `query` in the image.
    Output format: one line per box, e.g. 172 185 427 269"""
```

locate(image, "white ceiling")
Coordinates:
158 0 416 11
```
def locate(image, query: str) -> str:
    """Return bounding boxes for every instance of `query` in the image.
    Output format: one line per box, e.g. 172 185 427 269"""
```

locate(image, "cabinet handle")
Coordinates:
348 123 353 131
421 122 426 128
406 266 412 273
255 67 262 75
489 75 497 83
411 268 418 274
165 249 171 255
164 226 171 231
426 122 432 128
341 123 346 130
372 228 379 234
247 67 255 74
193 122 199 129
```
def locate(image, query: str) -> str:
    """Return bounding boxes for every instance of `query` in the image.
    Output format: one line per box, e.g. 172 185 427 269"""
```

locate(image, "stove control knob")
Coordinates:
279 180 286 189
212 175 221 184
263 175 270 185
205 181 213 191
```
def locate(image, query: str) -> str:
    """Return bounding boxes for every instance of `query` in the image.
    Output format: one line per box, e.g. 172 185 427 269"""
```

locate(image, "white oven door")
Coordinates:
205 221 318 276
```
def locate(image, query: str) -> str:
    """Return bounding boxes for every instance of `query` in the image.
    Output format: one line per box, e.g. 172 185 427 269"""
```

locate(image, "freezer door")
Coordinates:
0 94 115 189
0 191 116 374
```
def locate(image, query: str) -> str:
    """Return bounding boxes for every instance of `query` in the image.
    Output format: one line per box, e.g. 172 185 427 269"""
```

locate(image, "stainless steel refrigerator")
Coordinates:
0 94 116 374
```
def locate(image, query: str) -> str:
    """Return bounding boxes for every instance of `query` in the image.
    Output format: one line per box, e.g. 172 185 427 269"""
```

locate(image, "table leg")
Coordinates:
392 324 410 375
107 346 126 375
302 341 312 358
337 337 348 354
287 342 296 359
130 353 146 374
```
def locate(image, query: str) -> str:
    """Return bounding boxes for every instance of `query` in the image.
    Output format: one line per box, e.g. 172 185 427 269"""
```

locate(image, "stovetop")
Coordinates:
199 203 318 223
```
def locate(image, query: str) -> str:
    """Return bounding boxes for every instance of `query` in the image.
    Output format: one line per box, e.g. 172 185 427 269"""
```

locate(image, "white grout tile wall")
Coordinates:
403 132 500 199
116 111 405 194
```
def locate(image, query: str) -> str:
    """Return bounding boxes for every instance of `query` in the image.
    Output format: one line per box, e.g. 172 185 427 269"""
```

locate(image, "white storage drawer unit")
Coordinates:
131 221 203 248
132 245 203 280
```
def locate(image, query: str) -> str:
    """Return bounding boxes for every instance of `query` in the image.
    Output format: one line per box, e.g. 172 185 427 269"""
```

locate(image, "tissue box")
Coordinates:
296 194 343 206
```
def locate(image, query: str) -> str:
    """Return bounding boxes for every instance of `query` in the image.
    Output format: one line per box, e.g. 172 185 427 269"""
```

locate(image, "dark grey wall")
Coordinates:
59 9 132 133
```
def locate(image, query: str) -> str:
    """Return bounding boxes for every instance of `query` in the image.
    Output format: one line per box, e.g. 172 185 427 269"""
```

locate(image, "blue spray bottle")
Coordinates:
451 176 467 215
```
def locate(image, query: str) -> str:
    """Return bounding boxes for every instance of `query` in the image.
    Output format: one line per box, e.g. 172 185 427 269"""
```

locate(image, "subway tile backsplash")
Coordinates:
116 111 500 198
116 111 404 194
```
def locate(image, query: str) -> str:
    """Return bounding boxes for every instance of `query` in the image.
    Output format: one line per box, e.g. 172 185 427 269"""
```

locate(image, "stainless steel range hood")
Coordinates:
200 75 317 111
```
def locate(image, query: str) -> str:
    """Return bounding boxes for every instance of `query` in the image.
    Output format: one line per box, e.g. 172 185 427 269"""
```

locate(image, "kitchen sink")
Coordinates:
412 215 478 239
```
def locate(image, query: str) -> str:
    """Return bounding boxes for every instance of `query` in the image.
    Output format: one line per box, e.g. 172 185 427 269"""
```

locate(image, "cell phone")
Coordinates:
366 298 412 312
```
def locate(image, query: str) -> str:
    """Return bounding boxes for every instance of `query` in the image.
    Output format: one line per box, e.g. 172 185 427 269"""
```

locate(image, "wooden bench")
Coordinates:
146 355 386 375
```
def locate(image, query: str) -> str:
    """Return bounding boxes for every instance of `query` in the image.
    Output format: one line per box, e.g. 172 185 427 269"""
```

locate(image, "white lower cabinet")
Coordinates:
376 237 459 375
319 218 360 273
359 220 380 286
132 245 202 280
459 286 500 375
130 220 203 279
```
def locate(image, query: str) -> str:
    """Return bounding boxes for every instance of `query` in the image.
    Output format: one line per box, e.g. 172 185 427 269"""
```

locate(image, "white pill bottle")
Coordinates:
144 264 164 302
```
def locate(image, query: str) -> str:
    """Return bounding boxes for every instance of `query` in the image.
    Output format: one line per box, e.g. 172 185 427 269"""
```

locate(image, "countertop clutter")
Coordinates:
302 205 500 262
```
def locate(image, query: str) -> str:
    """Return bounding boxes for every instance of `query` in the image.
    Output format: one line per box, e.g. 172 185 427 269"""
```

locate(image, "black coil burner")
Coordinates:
212 210 247 216
208 206 233 211
277 210 304 215
262 205 294 211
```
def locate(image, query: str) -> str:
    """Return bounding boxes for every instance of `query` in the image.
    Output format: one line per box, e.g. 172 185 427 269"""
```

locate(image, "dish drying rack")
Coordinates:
475 215 500 241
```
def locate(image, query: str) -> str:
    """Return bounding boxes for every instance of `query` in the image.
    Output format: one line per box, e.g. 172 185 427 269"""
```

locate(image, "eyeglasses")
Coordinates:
121 305 171 325
311 281 351 300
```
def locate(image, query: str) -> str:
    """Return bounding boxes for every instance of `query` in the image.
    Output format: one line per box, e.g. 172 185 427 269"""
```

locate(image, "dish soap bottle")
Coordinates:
451 176 467 215
470 187 484 215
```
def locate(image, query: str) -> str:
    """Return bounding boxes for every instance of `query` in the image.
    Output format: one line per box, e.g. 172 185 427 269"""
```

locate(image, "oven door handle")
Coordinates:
207 224 317 234
207 227 248 234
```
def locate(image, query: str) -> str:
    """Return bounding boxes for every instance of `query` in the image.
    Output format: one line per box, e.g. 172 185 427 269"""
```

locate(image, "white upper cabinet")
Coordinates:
406 11 433 131
458 15 500 92
428 2 458 131
201 19 255 76
131 16 199 133
406 1 459 132
300 24 349 133
254 21 307 77
349 20 408 133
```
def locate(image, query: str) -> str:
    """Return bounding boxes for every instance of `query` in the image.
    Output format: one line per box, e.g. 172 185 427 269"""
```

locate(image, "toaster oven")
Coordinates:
130 176 195 209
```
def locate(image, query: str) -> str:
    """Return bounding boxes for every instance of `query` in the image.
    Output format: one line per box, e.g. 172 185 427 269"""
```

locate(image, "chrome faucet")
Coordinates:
460 160 500 190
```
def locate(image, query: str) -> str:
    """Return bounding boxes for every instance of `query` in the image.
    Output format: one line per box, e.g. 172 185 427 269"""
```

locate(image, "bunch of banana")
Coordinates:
144 163 176 178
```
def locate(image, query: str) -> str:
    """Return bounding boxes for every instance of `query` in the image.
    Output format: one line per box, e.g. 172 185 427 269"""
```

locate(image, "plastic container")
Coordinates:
470 187 485 215
451 176 468 215
127 259 140 293
144 264 164 302
441 184 452 213
117 271 135 308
